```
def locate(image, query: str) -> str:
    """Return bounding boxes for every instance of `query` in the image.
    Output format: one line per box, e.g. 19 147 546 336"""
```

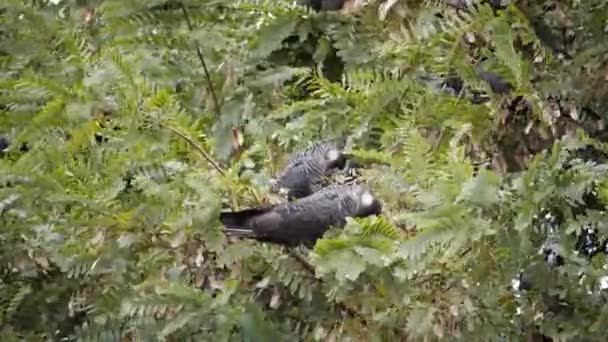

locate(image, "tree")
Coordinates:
0 0 607 340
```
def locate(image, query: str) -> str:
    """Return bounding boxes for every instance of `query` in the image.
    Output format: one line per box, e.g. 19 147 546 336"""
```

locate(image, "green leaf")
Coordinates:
313 249 366 282
353 246 386 267
248 66 310 88
456 169 501 206
406 306 435 338
238 304 284 342
491 18 521 84
250 16 299 59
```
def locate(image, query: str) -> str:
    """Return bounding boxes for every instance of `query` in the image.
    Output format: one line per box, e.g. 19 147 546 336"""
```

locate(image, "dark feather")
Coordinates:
222 228 258 238
220 184 382 245
0 135 10 152
474 65 513 95
220 207 274 229
297 0 346 11
273 141 347 199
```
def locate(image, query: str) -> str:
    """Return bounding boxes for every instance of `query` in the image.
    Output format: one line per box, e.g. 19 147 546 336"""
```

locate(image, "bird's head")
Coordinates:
324 146 347 170
0 135 10 152
359 189 383 216
269 178 291 195
343 185 382 217
269 178 311 200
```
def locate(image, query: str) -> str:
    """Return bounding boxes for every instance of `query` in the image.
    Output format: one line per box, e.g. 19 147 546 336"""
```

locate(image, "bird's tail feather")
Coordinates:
219 207 271 233
222 228 257 237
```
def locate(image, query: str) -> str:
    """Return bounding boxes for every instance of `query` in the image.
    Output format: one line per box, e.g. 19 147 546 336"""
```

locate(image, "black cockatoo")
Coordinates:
297 0 346 11
220 184 382 246
270 141 348 200
474 65 513 95
0 135 10 152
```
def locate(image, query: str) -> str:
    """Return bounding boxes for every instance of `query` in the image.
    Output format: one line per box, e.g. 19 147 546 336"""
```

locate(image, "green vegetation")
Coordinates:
1 0 608 340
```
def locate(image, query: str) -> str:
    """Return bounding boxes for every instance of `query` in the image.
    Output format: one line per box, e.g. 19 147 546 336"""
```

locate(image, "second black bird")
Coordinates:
270 140 348 200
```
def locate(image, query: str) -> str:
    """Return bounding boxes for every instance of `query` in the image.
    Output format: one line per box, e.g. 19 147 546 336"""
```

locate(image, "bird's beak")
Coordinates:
372 200 383 215
269 180 290 197
268 179 280 192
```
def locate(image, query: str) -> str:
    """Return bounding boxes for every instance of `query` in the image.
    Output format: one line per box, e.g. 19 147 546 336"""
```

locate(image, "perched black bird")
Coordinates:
474 65 513 95
540 236 565 268
270 141 348 200
416 72 490 104
297 0 346 11
0 134 28 155
0 135 10 152
220 184 382 245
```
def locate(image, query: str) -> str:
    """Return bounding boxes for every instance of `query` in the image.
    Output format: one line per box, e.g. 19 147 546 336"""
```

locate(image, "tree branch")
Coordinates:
288 248 317 274
162 123 226 176
178 1 222 117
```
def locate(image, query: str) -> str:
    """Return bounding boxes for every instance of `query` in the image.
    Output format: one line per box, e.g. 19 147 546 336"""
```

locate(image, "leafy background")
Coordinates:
1 0 608 340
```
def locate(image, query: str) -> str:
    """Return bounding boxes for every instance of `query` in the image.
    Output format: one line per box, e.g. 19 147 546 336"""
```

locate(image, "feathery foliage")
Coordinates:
1 0 608 340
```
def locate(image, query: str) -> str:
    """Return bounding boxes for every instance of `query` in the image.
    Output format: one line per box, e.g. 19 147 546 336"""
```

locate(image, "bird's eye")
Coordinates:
360 191 375 207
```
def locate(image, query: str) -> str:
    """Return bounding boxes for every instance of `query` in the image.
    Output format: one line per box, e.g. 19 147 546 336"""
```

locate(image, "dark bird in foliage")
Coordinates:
575 226 601 257
474 65 513 95
220 184 382 246
0 135 10 152
416 72 490 104
516 270 533 291
540 237 565 267
270 141 348 200
297 0 346 11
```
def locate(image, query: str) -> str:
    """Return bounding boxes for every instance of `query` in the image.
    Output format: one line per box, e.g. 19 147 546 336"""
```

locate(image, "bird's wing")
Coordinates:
253 189 346 244
278 157 317 189
225 185 360 245
250 210 285 237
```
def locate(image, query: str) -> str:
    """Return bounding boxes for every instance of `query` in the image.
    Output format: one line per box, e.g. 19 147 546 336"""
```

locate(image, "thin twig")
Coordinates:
179 2 222 117
162 123 226 176
459 246 472 257
288 248 316 274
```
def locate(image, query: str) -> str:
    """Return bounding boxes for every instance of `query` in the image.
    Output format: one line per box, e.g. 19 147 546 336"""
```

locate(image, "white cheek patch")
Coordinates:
327 149 340 161
278 187 290 196
360 192 375 207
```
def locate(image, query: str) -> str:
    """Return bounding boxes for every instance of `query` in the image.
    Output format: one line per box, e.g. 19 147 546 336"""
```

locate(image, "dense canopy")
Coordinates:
1 0 608 341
